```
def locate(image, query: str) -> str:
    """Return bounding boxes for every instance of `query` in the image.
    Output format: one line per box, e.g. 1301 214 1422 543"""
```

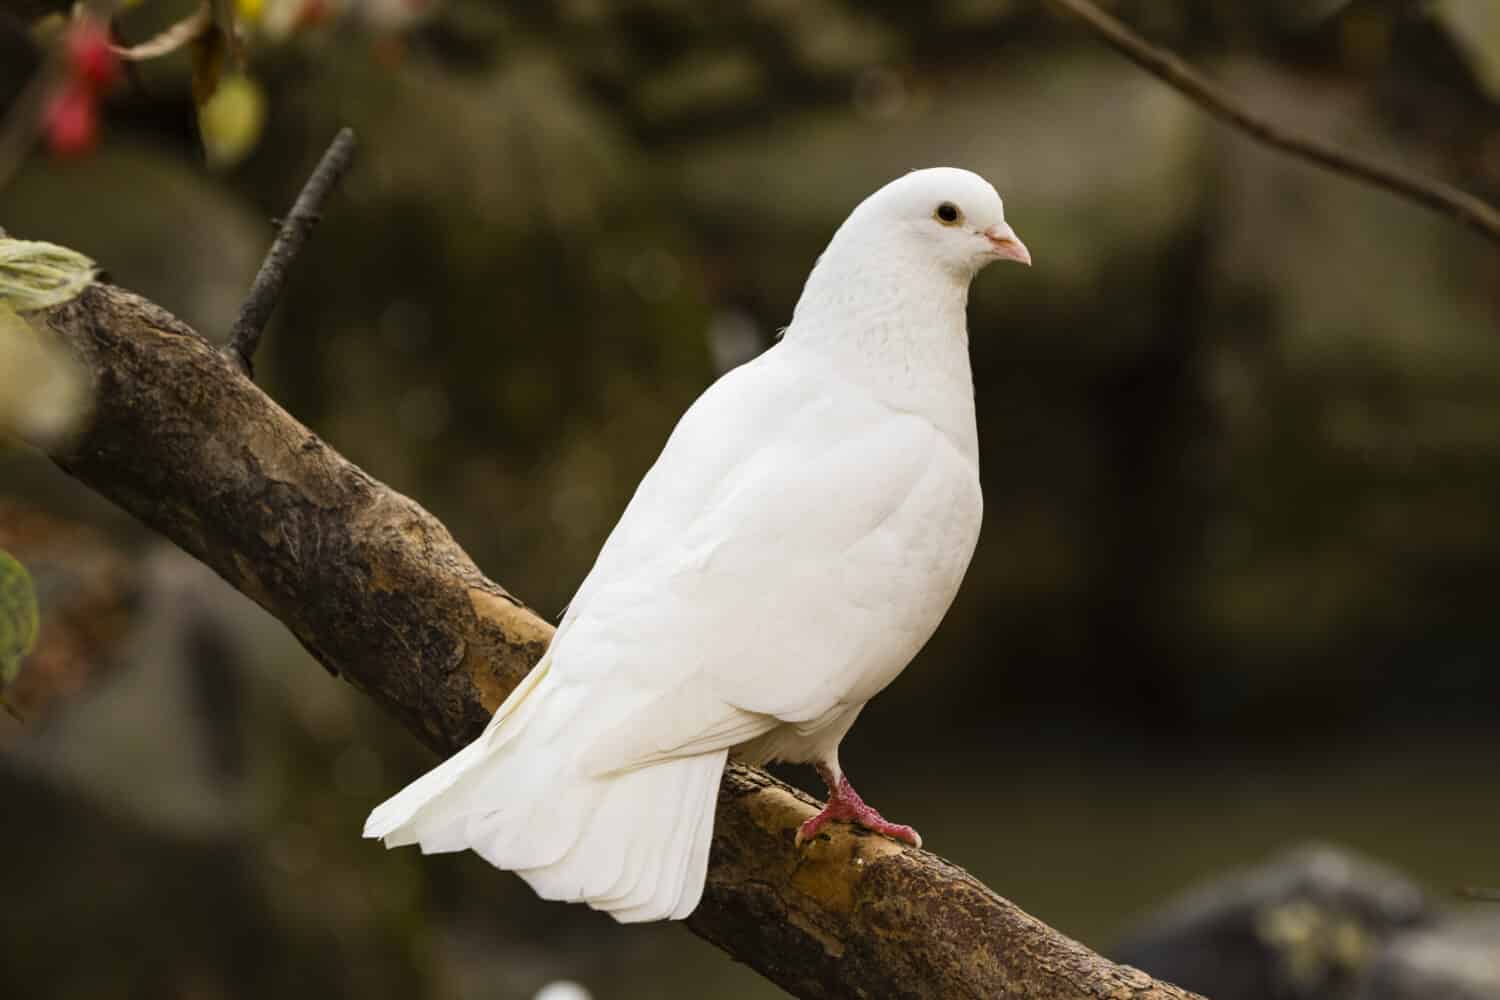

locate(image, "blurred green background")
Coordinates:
1 1 1497 997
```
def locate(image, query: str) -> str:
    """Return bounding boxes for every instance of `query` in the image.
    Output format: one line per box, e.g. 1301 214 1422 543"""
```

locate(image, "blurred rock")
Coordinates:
1354 916 1500 1000
1114 844 1436 1000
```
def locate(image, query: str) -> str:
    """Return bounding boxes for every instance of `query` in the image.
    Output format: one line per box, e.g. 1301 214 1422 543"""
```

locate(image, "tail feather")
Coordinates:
363 662 727 923
365 735 487 847
413 816 472 855
676 757 720 917
606 746 723 922
596 806 654 903
364 653 554 844
518 776 632 901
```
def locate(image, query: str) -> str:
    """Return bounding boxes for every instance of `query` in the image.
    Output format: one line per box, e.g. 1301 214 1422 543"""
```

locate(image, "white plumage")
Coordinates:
364 167 1031 922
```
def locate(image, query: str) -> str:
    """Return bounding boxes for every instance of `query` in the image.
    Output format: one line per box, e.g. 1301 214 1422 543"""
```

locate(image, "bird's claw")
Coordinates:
794 801 922 850
794 811 832 849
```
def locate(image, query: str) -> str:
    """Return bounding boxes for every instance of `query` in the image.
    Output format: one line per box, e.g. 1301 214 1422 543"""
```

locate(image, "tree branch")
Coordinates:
1048 0 1500 247
225 128 357 376
28 281 1203 999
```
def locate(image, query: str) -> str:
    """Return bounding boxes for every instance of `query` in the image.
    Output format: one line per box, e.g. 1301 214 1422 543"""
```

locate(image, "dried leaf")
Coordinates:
191 27 226 105
0 239 97 312
189 0 246 105
211 0 244 66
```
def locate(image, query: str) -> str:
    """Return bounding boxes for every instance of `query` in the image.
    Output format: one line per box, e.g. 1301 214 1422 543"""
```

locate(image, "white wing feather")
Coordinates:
558 339 979 775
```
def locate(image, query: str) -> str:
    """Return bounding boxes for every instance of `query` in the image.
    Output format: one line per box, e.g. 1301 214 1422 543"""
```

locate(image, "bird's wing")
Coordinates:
550 342 969 775
553 344 823 638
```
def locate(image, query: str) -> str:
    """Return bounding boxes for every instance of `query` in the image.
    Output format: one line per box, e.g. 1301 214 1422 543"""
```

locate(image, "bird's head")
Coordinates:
841 167 1030 279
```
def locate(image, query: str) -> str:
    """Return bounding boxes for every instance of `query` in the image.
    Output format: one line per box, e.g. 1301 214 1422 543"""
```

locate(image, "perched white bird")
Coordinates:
364 167 1031 922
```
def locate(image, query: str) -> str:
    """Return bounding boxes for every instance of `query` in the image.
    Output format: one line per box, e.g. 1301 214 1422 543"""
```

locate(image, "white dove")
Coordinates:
364 167 1031 922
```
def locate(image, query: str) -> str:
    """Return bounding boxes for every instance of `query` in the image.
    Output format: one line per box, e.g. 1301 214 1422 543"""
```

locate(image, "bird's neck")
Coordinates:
783 248 978 460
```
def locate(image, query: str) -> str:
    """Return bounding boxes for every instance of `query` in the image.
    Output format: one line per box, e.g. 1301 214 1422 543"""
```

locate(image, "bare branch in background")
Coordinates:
109 3 210 61
1048 0 1500 247
225 127 357 375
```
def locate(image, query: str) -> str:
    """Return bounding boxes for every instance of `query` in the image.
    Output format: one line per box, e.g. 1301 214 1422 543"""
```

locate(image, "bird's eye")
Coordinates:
935 202 961 225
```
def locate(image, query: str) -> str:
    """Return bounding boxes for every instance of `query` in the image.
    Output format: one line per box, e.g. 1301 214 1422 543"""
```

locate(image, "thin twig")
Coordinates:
225 127 357 375
110 2 210 61
1048 0 1500 247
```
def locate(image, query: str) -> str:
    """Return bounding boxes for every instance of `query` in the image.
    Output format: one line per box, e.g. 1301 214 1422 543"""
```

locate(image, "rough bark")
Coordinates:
30 282 1203 1000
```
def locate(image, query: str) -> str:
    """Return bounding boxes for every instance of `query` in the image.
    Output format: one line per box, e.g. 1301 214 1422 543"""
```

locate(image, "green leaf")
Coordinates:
0 548 39 693
198 73 267 169
0 239 98 313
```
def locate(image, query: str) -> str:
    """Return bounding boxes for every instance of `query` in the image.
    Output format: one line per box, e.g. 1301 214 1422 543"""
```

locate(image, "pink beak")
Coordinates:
984 223 1032 266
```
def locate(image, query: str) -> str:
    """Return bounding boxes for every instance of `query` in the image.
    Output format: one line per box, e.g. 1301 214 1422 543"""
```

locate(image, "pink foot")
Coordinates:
795 766 922 849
